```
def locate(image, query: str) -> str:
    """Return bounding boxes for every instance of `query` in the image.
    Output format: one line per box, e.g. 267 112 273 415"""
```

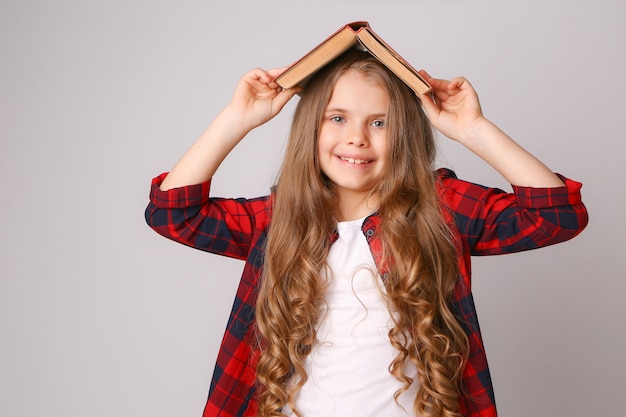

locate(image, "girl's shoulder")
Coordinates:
435 167 458 180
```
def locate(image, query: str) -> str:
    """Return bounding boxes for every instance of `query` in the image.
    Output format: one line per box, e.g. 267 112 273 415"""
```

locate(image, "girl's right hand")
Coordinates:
228 68 300 132
159 67 299 191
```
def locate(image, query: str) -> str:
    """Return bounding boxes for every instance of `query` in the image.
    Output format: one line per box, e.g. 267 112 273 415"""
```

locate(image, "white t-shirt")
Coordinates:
284 216 419 416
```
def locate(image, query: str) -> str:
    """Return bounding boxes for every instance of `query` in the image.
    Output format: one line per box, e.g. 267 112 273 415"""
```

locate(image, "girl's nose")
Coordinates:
347 125 369 147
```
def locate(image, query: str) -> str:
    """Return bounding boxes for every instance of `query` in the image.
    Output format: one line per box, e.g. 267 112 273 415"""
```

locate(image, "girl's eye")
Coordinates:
330 116 345 123
371 120 385 128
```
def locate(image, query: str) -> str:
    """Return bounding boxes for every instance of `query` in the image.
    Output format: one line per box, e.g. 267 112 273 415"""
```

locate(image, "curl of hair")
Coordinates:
255 50 469 417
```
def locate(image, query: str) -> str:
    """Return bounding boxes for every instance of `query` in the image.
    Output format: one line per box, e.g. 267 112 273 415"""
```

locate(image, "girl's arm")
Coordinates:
419 71 565 188
160 68 299 191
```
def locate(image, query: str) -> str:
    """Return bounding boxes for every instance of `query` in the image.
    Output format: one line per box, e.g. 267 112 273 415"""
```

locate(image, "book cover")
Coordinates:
275 21 431 95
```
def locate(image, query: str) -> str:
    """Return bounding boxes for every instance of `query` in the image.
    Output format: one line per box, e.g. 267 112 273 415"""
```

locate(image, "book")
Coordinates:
275 21 432 96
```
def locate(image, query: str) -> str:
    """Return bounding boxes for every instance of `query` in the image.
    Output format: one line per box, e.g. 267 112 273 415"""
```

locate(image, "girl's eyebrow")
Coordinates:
324 108 387 118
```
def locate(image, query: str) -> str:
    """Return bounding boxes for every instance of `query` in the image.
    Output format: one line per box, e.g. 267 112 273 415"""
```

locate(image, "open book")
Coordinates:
275 21 431 95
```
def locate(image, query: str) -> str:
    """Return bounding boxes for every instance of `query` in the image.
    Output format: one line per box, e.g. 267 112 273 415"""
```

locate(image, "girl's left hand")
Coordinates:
418 70 485 143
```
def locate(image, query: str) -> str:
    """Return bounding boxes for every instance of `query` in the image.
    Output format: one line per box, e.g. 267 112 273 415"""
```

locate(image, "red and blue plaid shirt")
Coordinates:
145 168 588 417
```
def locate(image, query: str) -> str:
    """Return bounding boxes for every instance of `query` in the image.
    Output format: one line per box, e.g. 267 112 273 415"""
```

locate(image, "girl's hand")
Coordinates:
228 67 300 132
159 67 298 190
418 70 485 144
418 70 565 187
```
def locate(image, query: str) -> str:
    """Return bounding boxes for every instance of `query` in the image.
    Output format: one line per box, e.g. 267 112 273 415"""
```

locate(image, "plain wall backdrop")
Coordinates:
1 1 624 416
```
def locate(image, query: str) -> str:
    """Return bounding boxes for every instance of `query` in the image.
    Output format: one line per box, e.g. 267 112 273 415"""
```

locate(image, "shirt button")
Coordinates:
366 229 374 237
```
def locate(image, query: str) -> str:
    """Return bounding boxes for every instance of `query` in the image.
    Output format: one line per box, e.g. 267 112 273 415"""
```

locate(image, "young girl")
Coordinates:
145 50 588 417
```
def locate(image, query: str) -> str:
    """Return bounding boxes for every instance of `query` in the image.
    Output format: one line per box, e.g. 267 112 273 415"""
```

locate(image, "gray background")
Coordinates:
1 1 624 416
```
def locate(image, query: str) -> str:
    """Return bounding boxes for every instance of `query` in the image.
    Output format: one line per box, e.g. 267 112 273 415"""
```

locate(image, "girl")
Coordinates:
145 50 588 417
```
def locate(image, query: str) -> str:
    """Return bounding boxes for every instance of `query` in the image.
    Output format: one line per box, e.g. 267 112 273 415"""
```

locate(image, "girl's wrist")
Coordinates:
217 105 256 140
457 117 513 161
461 116 493 145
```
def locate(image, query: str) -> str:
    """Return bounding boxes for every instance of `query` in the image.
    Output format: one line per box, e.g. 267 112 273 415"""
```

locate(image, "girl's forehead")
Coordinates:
336 69 382 87
327 72 389 110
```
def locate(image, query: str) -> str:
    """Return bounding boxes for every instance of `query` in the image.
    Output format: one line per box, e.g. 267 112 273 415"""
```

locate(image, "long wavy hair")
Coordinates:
255 50 469 417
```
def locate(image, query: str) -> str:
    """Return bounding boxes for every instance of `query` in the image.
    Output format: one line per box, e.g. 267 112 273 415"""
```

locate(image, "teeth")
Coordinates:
341 157 369 164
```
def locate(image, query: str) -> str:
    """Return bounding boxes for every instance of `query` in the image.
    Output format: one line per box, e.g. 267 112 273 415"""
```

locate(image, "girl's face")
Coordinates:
318 71 389 215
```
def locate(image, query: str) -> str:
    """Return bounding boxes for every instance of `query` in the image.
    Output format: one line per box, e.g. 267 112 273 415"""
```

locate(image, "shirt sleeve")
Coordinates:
144 172 271 260
438 168 589 256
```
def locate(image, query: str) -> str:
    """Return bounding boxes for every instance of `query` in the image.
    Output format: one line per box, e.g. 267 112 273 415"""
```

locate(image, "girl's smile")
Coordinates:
337 156 372 165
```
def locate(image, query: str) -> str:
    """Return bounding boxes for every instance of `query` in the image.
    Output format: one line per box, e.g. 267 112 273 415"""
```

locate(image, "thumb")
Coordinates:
419 92 439 121
271 86 300 115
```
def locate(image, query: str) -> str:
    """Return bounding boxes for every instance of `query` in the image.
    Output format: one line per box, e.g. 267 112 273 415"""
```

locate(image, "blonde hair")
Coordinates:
255 51 469 417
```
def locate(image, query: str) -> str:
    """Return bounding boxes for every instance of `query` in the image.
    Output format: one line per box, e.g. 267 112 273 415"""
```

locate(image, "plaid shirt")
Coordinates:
145 168 588 417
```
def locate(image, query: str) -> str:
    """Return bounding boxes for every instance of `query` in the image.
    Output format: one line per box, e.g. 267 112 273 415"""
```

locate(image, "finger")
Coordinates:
272 86 300 112
246 68 281 87
450 77 464 89
266 67 290 78
421 73 458 104
449 77 475 94
418 69 437 84
419 70 454 91
418 92 439 120
246 67 268 79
